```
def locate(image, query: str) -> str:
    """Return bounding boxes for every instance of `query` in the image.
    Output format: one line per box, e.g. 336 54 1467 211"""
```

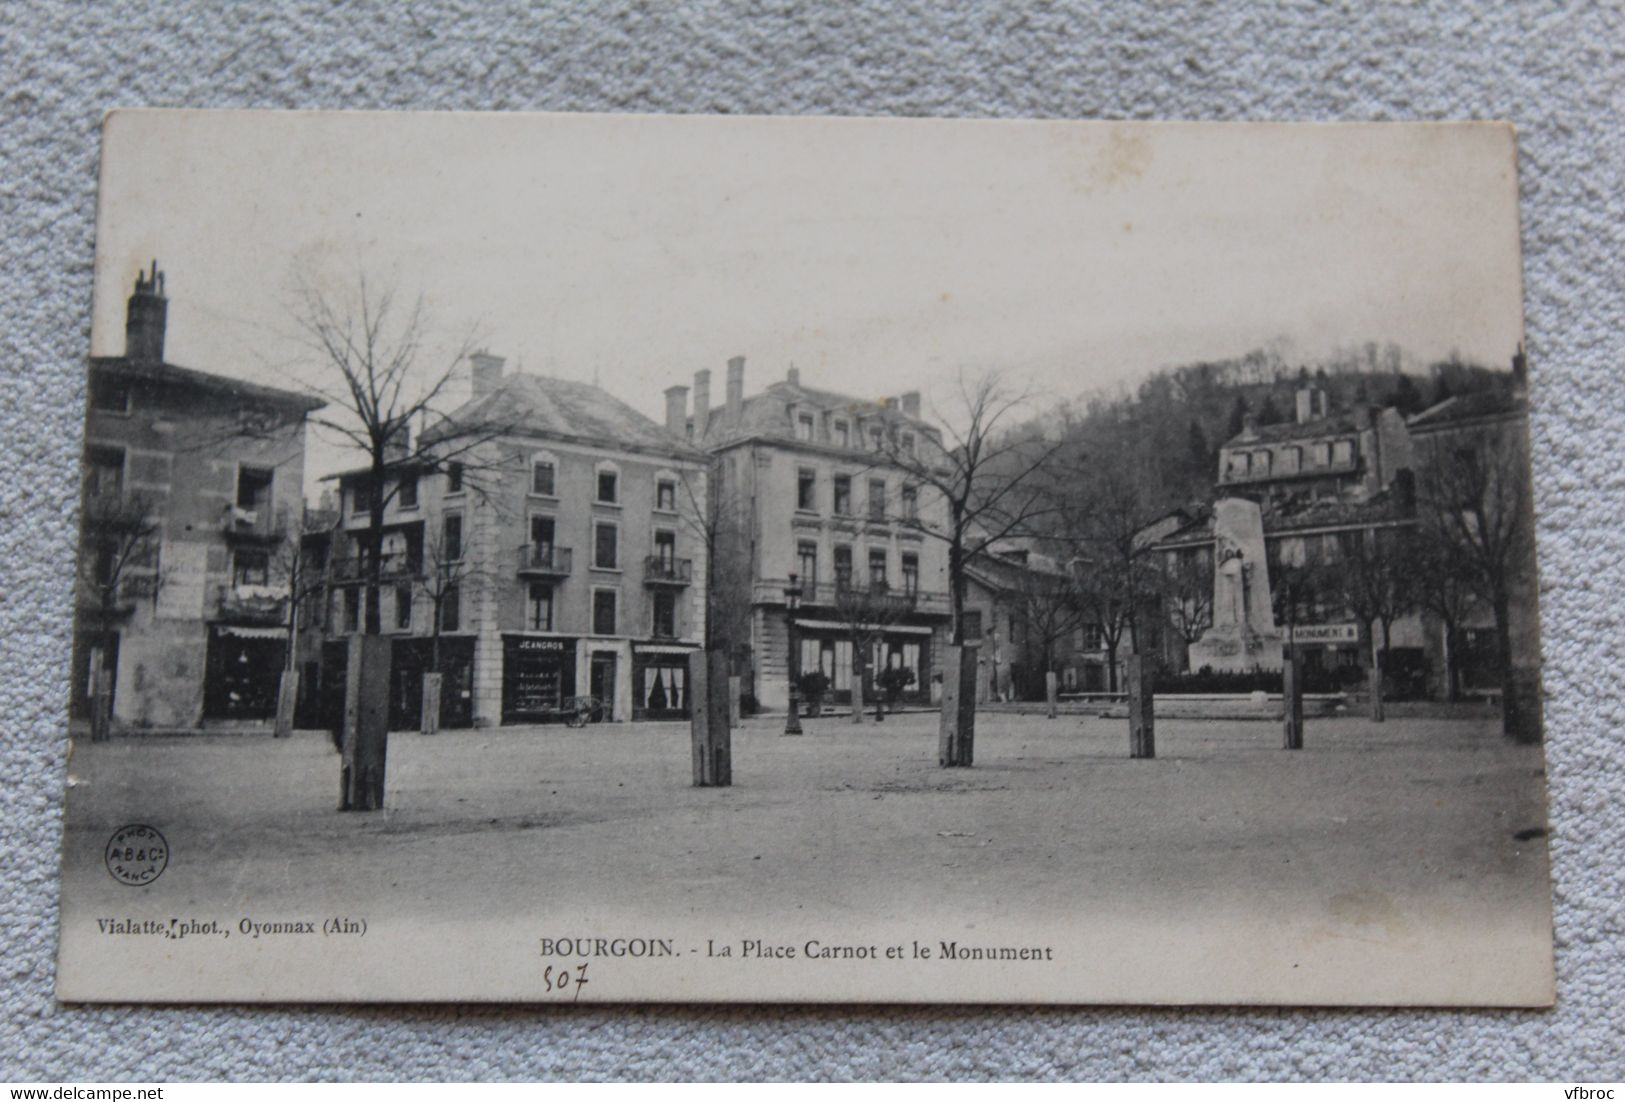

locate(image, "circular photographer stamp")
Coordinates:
105 824 168 886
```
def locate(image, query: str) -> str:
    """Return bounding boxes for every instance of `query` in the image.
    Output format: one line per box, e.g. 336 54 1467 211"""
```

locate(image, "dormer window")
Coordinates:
833 420 849 448
796 413 815 442
901 432 915 457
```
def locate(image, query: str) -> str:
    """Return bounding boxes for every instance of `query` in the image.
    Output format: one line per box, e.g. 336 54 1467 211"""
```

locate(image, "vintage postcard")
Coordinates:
57 111 1552 1004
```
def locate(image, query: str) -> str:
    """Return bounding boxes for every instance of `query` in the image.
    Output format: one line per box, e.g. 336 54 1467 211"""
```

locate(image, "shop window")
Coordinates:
528 584 553 631
798 468 817 511
592 589 617 635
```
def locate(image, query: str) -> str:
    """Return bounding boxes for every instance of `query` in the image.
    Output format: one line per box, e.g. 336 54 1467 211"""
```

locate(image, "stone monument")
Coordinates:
1187 497 1283 673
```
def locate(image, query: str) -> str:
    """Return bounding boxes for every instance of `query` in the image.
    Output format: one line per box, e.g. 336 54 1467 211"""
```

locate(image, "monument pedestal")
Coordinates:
1187 496 1284 674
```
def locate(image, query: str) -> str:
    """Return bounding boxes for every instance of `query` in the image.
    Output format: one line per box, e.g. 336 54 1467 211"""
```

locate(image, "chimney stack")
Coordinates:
786 366 800 387
469 350 505 401
1295 385 1329 424
664 384 689 437
693 369 711 438
125 260 167 362
900 390 921 417
725 356 745 420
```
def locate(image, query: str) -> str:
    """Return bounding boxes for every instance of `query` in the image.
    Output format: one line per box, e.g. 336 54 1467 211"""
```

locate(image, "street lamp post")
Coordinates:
784 573 803 735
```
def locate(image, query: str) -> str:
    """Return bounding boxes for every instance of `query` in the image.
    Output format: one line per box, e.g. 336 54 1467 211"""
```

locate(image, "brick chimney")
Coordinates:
125 260 167 362
1295 386 1326 424
693 369 711 438
384 422 411 463
726 356 745 421
469 351 505 400
664 384 689 436
786 366 800 387
900 390 921 417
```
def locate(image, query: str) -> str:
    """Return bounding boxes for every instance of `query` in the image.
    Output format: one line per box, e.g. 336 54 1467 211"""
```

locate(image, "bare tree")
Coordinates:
1005 563 1087 713
1410 530 1476 702
76 487 163 741
287 263 517 809
1415 430 1538 738
1334 525 1418 722
876 371 1064 766
1156 547 1215 673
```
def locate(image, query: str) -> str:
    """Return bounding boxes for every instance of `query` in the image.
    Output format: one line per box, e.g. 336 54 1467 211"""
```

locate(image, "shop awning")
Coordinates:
215 624 288 640
794 619 934 636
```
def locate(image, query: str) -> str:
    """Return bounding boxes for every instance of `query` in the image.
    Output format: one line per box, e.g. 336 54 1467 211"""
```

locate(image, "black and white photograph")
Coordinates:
57 111 1551 1004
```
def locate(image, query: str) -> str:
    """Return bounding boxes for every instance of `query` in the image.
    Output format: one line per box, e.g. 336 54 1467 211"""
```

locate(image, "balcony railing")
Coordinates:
517 544 573 577
643 555 693 586
220 504 287 542
216 583 289 625
329 552 422 582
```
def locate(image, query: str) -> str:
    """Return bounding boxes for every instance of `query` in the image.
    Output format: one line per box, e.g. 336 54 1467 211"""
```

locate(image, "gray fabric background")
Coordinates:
3 0 1621 1082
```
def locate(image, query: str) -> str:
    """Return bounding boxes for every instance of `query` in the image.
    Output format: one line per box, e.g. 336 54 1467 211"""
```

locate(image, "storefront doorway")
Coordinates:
589 652 618 721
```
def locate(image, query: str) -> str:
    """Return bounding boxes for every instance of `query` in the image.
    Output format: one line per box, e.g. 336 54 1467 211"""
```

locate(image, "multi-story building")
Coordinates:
314 353 709 727
1148 386 1427 689
665 358 953 711
74 263 323 729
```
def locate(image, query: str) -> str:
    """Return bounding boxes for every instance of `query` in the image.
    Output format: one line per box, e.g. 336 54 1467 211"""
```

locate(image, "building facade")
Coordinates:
313 353 710 727
1146 380 1533 702
666 358 953 712
75 263 322 729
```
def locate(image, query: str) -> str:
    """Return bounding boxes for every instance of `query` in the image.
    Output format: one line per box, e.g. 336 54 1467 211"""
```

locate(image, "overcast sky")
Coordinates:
90 112 1525 494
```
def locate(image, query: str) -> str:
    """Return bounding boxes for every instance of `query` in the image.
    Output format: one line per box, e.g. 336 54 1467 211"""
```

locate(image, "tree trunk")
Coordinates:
420 672 443 735
1045 669 1058 719
275 667 299 738
850 654 866 724
939 644 976 767
1127 653 1155 759
1282 651 1304 750
88 645 112 743
340 634 391 810
1492 590 1530 741
690 649 731 786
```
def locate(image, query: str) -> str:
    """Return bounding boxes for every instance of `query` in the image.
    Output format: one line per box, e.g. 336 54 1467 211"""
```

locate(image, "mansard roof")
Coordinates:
441 372 703 460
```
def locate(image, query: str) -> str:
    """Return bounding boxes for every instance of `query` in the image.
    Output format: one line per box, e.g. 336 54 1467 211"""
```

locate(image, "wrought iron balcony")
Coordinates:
220 504 288 543
643 555 692 587
329 551 422 582
216 583 289 625
518 543 573 578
